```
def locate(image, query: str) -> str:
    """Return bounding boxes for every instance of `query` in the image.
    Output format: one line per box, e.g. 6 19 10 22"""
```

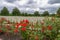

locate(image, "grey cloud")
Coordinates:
45 7 57 13
39 8 46 10
5 0 20 3
47 7 57 13
0 0 60 13
39 6 58 13
27 0 36 4
48 0 60 4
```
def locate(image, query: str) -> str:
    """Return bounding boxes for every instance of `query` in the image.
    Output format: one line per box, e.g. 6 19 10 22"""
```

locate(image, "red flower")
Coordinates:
23 19 29 23
15 23 21 29
14 29 19 33
41 26 45 32
41 29 44 33
35 35 39 40
1 18 6 20
0 30 2 32
21 23 27 27
15 22 28 28
21 27 26 31
47 25 52 30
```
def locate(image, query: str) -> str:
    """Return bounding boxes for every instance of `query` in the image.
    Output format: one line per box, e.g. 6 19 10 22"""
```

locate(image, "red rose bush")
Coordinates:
0 17 60 40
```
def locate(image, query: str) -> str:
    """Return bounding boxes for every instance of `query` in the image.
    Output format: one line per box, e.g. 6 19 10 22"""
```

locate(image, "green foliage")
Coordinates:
42 11 49 16
0 17 60 40
21 12 25 16
34 11 40 16
28 14 34 16
0 6 60 17
0 7 9 16
24 13 28 16
57 8 60 16
12 7 21 16
49 14 56 16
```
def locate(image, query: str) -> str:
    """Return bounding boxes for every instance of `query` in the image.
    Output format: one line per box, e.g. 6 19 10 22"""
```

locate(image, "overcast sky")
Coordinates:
0 0 60 13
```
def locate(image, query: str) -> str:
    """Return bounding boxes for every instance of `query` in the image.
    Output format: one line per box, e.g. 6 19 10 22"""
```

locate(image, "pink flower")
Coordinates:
16 22 19 24
31 24 34 28
1 17 6 20
0 20 2 23
6 20 10 24
40 21 44 25
51 17 55 21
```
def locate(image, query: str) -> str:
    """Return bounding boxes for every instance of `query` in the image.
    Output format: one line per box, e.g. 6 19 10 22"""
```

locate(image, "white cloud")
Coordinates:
0 0 60 13
13 0 29 6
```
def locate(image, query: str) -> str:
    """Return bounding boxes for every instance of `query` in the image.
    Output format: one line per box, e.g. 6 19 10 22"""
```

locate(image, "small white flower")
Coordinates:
29 27 31 29
29 27 32 30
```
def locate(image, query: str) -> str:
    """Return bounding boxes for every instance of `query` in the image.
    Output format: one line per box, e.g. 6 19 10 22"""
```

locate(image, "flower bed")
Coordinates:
0 17 60 40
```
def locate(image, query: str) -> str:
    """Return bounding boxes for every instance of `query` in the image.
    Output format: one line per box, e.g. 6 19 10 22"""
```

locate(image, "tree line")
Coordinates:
0 7 60 17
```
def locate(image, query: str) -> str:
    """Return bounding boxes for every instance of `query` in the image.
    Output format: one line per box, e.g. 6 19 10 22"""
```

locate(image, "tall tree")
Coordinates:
12 7 21 16
57 8 60 16
50 13 55 16
1 7 9 16
34 11 40 16
42 11 49 16
24 12 28 16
